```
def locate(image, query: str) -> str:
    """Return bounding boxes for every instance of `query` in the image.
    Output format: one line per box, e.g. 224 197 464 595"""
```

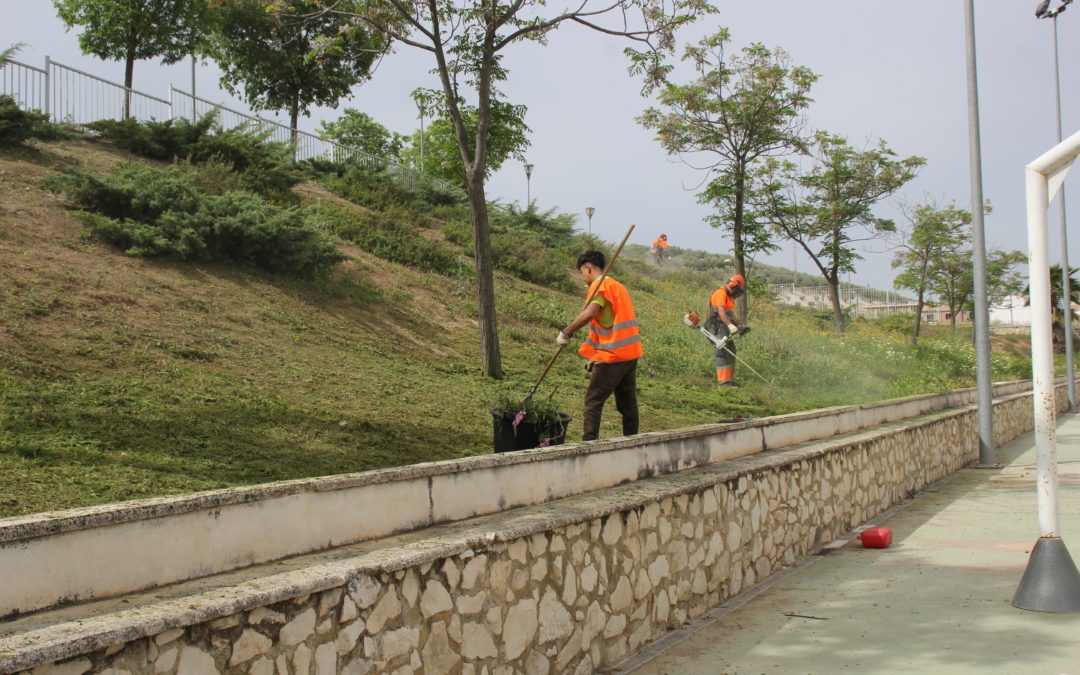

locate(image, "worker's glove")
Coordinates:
727 324 740 335
556 330 572 346
683 311 699 328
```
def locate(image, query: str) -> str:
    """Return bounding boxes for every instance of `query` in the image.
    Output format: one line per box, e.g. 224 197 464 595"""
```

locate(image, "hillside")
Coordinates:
0 133 1035 518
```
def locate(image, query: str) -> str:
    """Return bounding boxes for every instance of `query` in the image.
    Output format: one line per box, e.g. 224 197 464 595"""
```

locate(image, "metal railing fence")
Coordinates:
767 284 917 318
1 57 462 195
48 59 171 124
0 59 46 112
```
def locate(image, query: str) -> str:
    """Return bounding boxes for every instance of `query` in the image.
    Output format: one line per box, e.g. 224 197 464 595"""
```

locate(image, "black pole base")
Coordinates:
1012 537 1080 612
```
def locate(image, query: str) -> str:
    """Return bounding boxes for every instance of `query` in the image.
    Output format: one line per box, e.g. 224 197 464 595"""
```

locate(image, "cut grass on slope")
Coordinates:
0 137 1044 518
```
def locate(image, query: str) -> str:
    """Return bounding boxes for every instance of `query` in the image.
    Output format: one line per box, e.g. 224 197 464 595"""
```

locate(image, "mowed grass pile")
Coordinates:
0 129 1038 518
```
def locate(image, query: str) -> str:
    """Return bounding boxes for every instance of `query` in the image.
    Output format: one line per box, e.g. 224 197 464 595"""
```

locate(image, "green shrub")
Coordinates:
48 163 343 278
305 156 464 210
87 115 300 202
312 202 466 277
0 95 59 147
442 219 472 249
491 232 576 292
87 116 215 160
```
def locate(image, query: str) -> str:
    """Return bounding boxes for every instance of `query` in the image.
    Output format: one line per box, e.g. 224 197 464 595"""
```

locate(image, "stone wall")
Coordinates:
1 387 1065 675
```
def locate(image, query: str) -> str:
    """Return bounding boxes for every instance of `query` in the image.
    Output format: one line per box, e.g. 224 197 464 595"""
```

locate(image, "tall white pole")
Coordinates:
1013 127 1080 613
964 0 996 466
1027 167 1061 537
1052 15 1077 411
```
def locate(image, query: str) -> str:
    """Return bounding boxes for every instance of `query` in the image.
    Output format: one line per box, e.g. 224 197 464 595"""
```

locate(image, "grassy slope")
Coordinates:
0 137 1035 518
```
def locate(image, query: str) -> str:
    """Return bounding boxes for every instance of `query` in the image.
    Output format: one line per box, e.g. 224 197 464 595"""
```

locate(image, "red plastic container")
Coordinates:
857 527 893 548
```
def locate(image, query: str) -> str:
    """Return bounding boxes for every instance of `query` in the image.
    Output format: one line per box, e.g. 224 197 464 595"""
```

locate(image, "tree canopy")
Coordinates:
208 0 385 135
398 89 530 186
892 202 970 343
318 108 405 158
299 0 713 378
638 29 817 318
54 0 207 114
758 131 925 332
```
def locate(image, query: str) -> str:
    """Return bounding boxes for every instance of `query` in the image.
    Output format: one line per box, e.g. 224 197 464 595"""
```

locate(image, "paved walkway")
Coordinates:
624 413 1080 675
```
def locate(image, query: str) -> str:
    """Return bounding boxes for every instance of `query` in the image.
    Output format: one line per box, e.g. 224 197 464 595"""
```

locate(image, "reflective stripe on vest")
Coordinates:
587 319 639 337
578 277 643 363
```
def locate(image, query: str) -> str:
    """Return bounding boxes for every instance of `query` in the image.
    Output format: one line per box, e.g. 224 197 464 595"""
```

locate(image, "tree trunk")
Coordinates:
123 46 136 119
733 172 748 321
465 170 503 379
912 290 925 345
289 105 300 164
828 277 844 333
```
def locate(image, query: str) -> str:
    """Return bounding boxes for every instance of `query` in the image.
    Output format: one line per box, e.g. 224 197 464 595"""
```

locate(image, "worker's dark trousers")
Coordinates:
582 358 639 441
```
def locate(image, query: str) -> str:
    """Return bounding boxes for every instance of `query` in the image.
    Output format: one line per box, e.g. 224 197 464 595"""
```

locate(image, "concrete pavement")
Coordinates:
624 413 1080 675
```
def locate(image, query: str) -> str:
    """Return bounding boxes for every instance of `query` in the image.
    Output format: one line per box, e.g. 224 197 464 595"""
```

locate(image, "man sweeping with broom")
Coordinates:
557 250 643 440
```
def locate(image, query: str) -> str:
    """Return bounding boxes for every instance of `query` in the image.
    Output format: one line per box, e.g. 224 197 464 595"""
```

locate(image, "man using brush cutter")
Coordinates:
557 250 643 440
685 274 747 386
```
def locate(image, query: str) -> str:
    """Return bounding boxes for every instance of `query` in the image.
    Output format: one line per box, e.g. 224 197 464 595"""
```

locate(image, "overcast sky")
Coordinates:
8 1 1078 291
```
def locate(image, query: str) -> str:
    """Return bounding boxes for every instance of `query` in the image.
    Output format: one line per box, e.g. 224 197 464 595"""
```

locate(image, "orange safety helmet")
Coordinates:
728 274 746 289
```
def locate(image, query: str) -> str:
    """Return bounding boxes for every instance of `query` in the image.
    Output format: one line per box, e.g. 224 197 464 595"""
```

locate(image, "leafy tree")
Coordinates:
1023 263 1078 350
53 0 208 117
637 29 817 319
398 90 529 186
892 202 969 344
758 131 925 333
208 0 385 141
317 108 405 158
299 0 713 378
927 242 1025 335
1 43 26 66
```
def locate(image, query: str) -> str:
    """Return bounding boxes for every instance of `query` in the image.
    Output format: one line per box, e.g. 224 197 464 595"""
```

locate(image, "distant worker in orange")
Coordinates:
705 274 746 386
557 250 643 440
650 233 669 266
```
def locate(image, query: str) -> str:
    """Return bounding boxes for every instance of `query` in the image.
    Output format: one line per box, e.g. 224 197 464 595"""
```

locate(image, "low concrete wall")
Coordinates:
0 383 1065 675
0 380 1036 621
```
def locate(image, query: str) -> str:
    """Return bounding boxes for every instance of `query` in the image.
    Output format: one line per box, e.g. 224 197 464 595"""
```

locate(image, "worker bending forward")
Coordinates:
651 234 669 266
557 250 643 440
707 274 746 386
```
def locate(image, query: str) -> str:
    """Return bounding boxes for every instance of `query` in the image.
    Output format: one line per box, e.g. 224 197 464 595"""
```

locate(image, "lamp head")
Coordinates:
585 207 595 217
524 163 534 178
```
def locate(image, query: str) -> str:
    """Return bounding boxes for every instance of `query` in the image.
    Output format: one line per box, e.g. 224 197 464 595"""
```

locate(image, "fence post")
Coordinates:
168 84 174 120
44 55 51 121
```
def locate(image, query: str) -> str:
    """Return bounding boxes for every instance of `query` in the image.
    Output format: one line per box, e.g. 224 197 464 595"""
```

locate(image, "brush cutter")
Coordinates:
683 311 774 388
682 311 751 351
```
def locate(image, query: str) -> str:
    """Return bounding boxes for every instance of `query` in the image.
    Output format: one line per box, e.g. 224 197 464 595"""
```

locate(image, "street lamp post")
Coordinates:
963 0 996 467
585 207 595 234
1037 0 1077 411
524 163 534 205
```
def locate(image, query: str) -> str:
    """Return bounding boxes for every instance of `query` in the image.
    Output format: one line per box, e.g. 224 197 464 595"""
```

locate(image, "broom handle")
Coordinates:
525 224 637 401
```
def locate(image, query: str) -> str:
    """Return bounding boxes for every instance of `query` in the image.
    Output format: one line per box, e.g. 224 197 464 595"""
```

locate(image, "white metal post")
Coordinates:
1013 126 1080 613
1026 166 1060 537
43 55 50 121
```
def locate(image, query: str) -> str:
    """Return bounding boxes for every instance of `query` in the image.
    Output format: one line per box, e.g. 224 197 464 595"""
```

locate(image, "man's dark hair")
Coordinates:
577 250 606 270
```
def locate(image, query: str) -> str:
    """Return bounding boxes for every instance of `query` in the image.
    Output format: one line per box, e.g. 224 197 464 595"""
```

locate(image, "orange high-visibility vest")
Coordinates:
652 237 668 249
710 286 735 313
579 276 643 363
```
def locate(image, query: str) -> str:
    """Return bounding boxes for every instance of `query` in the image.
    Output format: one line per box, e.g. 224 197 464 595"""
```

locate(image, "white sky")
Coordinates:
7 1 1078 290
